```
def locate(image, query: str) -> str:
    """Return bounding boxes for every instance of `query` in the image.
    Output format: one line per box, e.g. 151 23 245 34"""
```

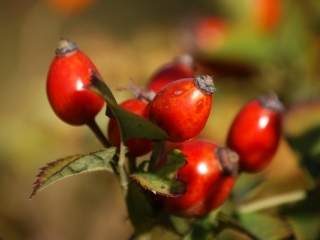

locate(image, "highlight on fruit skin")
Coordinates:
149 75 215 142
227 93 284 172
47 39 105 125
158 139 239 217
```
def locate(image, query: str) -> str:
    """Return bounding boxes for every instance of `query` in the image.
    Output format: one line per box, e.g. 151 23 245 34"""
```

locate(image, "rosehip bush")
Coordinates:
30 39 319 240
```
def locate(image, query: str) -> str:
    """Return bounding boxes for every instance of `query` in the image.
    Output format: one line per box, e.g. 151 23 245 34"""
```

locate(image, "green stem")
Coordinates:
87 119 111 148
119 142 129 195
237 190 306 214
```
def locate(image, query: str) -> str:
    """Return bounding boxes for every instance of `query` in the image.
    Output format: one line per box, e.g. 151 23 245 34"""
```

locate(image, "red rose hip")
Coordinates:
227 94 284 172
254 0 282 32
108 98 152 157
148 55 194 94
193 17 228 51
160 139 238 217
47 39 104 125
149 75 215 142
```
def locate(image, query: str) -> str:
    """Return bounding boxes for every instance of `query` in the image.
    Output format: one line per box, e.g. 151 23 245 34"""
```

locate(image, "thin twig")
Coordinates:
237 190 307 214
87 119 111 148
119 142 129 195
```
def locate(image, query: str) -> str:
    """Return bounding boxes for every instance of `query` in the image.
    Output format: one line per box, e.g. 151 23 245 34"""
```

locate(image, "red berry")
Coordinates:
47 39 104 125
148 55 194 94
254 0 281 32
227 94 284 172
193 17 227 51
149 75 215 142
160 139 238 217
108 98 152 157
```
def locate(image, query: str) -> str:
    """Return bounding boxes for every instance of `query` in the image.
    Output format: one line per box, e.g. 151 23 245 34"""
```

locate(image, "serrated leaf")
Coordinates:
131 173 185 197
155 149 186 177
90 75 168 142
238 213 293 240
30 147 117 198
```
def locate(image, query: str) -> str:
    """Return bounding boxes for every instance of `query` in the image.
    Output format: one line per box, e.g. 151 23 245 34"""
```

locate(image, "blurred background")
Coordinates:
1 0 320 239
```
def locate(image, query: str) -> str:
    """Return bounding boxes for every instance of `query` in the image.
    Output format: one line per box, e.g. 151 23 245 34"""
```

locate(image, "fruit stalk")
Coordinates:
119 142 129 195
87 119 111 147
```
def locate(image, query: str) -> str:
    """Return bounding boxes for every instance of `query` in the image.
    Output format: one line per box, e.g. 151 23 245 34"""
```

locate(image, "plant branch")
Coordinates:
87 119 111 148
237 190 306 214
119 142 129 195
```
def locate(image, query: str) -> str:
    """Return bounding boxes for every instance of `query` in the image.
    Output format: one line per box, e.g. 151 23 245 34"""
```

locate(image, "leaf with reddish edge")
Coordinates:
131 173 185 197
30 147 116 198
131 149 186 196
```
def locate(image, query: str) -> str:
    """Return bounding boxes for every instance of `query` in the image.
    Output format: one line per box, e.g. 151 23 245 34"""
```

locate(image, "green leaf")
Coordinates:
89 72 117 105
90 75 168 142
207 28 276 64
232 173 265 202
170 216 192 236
148 141 165 171
126 182 156 234
286 125 320 179
30 147 117 198
287 215 320 240
281 189 320 240
111 106 168 141
131 173 185 197
155 149 186 177
134 226 181 240
238 213 293 240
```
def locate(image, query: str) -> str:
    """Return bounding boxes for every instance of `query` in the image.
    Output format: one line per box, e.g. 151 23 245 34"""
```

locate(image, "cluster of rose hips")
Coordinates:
47 39 283 218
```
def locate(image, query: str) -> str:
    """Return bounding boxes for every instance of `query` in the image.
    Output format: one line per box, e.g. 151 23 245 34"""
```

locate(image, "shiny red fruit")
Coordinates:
254 0 281 32
148 55 194 94
227 94 284 172
149 75 215 142
108 98 152 157
160 139 238 217
47 39 104 125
